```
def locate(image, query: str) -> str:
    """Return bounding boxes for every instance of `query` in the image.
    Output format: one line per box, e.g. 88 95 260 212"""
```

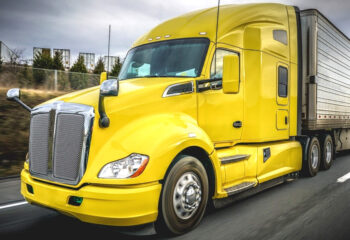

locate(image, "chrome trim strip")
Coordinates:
162 81 194 98
48 109 56 173
29 101 95 186
225 182 256 196
220 154 250 164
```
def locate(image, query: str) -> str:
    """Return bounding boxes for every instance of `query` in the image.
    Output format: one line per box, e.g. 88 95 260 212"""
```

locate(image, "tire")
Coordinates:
302 137 321 177
321 135 334 170
155 155 209 236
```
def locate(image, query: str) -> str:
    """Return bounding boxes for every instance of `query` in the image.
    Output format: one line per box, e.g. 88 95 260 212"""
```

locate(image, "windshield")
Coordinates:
118 38 209 80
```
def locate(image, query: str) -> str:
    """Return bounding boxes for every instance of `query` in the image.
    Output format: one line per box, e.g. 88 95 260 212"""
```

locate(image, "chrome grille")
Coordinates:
53 114 85 181
29 113 50 175
29 102 94 185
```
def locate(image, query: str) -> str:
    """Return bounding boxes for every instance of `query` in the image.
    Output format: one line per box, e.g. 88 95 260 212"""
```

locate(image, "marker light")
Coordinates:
98 153 149 179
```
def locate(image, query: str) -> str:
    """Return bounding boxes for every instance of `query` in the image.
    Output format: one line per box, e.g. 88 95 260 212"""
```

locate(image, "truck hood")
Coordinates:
44 77 192 109
39 77 198 185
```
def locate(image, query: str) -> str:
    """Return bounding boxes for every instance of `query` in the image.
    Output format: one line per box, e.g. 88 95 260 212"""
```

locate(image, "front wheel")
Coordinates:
155 155 209 235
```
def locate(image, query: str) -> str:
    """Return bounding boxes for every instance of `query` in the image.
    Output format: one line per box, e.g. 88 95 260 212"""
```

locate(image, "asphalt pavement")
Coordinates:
1 152 350 239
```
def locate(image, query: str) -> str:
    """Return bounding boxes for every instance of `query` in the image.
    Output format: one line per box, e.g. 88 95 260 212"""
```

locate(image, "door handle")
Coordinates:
233 121 242 128
285 116 288 125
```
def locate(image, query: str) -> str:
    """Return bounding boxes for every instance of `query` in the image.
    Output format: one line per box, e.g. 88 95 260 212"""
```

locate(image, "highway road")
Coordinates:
1 152 350 239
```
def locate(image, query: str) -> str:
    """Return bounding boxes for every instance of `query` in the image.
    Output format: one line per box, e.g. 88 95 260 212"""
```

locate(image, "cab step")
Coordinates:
214 172 299 209
224 182 256 196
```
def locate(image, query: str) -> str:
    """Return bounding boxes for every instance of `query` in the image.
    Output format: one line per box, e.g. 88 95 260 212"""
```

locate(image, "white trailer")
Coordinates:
301 9 350 151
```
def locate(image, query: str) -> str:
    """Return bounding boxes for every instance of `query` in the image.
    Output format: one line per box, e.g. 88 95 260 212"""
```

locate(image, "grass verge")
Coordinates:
0 88 64 177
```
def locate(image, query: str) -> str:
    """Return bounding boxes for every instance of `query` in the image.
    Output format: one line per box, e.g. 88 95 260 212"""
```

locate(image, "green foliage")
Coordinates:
58 71 70 91
32 52 53 86
52 51 65 71
69 73 88 90
70 56 88 89
18 64 33 88
33 52 53 69
93 57 106 74
110 57 122 77
70 56 87 73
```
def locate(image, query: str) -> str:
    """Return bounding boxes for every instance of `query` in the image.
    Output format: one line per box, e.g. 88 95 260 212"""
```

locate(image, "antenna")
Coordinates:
214 0 220 78
107 24 111 78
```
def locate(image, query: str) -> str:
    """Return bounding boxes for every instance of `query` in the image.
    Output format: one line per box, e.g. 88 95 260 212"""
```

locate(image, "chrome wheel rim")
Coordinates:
311 144 319 169
325 141 332 164
173 172 202 220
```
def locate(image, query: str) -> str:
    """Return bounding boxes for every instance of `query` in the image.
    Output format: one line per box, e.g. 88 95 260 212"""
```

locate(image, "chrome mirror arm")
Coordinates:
6 88 32 112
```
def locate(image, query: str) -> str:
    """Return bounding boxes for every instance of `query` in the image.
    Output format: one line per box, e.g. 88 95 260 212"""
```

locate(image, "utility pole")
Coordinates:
107 25 111 78
214 0 220 77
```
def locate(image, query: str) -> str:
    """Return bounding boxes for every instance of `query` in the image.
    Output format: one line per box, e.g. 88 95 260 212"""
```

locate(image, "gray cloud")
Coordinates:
0 0 349 62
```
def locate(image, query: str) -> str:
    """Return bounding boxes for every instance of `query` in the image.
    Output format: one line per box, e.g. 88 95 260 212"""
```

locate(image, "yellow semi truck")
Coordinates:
7 3 350 235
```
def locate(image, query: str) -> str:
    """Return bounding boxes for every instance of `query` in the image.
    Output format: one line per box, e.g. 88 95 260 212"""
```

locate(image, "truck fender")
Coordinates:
87 113 219 185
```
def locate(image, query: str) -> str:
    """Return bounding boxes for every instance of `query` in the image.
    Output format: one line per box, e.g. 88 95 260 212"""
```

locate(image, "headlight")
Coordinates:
98 153 149 179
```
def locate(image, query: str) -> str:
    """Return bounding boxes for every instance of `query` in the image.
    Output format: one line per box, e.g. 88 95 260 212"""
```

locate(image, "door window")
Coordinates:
210 49 238 79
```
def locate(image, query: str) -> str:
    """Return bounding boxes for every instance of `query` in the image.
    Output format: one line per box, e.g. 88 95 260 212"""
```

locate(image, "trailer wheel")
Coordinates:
155 155 208 236
303 137 321 177
321 135 334 170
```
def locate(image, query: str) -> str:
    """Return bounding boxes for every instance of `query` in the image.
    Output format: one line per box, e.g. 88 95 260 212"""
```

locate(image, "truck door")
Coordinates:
256 62 291 182
197 48 244 145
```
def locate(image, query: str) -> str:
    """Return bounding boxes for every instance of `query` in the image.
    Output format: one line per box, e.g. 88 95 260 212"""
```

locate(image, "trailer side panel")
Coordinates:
301 10 350 130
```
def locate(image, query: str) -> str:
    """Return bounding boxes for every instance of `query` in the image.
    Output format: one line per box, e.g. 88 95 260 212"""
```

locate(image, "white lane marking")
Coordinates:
0 201 28 210
337 172 350 183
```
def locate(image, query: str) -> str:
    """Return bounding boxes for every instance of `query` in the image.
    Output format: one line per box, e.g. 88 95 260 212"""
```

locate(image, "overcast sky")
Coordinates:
0 0 349 62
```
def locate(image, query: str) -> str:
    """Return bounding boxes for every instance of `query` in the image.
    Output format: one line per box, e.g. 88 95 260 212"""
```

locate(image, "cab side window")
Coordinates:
278 66 288 97
210 49 238 79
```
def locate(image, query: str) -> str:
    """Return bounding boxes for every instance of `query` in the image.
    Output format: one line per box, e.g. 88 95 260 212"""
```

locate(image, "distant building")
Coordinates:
53 49 70 69
0 41 16 63
79 52 95 71
33 47 51 58
103 56 117 72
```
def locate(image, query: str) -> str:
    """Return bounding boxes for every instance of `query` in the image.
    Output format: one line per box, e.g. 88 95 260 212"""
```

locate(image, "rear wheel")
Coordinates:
321 135 334 170
155 155 209 235
303 137 321 177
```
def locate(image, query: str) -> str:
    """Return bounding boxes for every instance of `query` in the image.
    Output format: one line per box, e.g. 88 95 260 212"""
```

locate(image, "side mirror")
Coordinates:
100 72 107 85
100 79 119 96
6 88 31 112
222 55 239 94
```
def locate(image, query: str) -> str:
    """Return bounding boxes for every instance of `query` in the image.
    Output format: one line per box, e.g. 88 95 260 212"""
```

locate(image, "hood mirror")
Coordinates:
7 88 20 100
6 88 31 112
100 79 119 96
99 79 119 128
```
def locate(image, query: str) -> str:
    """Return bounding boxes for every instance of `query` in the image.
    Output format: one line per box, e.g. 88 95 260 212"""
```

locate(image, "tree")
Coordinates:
70 56 88 89
93 57 105 74
0 57 2 72
70 56 87 73
9 48 24 65
52 51 65 71
33 51 53 69
110 57 122 77
32 52 53 86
